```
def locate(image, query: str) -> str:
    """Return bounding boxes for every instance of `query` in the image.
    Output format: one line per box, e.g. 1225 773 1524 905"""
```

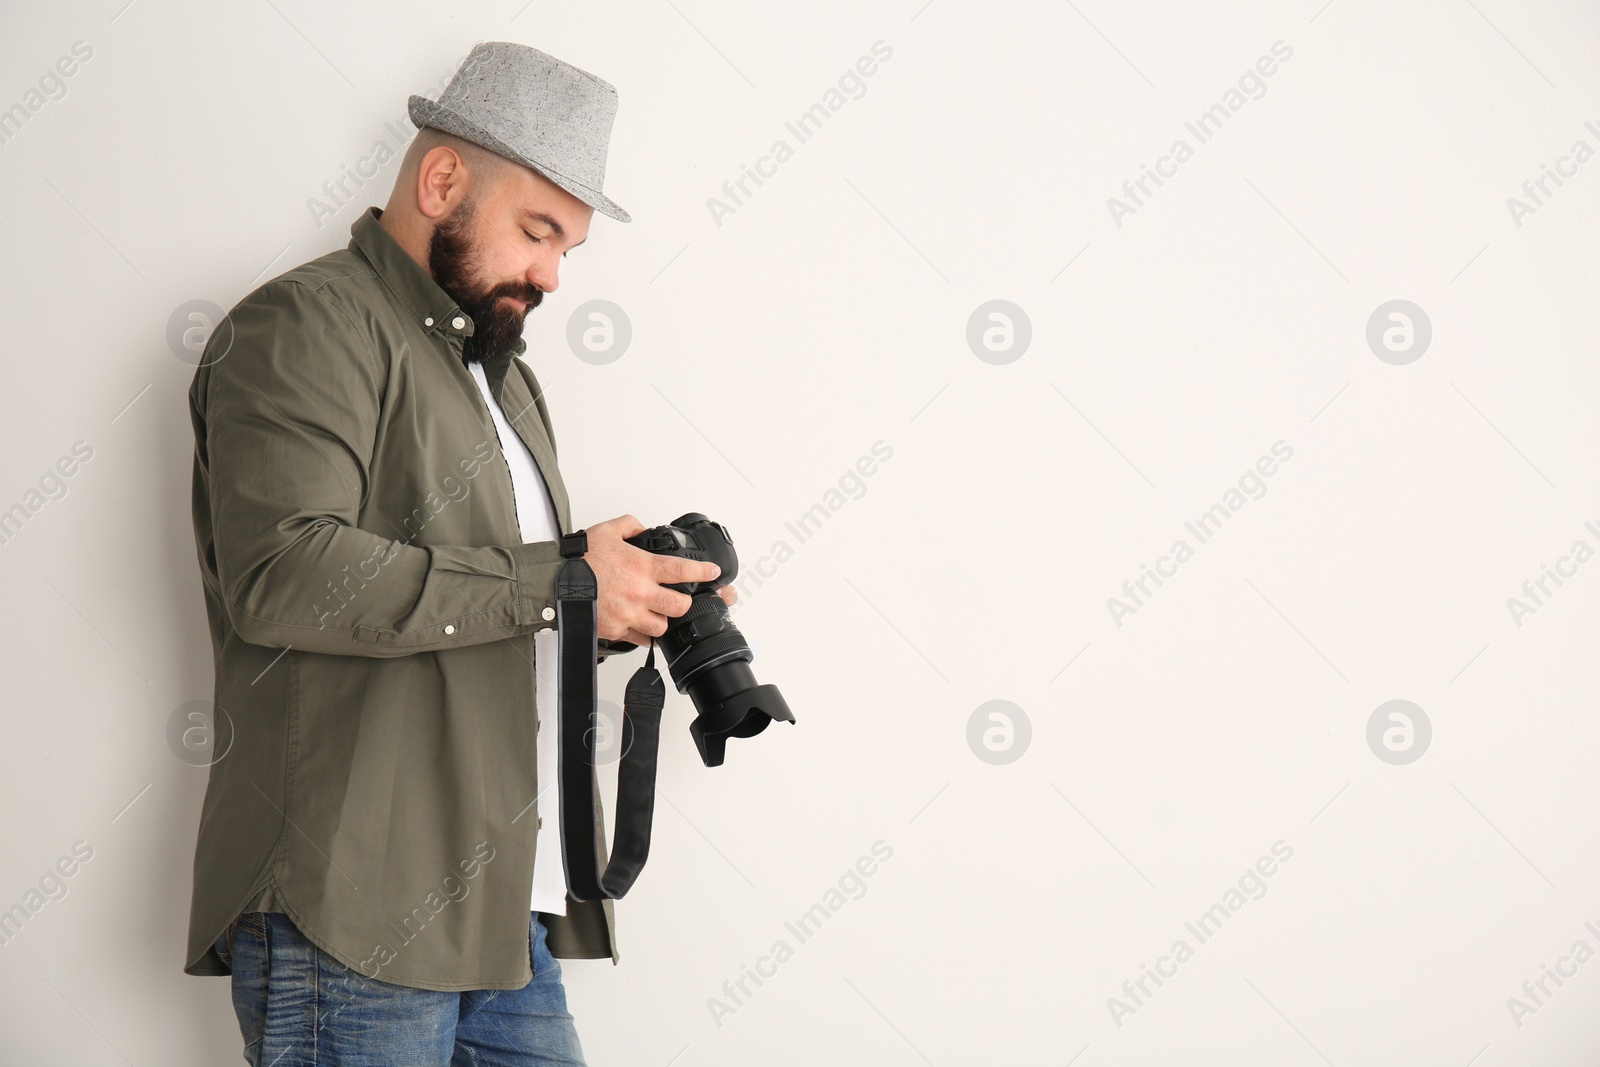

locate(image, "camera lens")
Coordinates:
658 595 792 766
622 513 794 766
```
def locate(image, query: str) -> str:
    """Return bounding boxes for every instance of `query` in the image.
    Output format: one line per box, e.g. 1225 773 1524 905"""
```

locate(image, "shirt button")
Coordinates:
452 316 466 330
541 606 555 621
424 316 434 327
444 624 456 635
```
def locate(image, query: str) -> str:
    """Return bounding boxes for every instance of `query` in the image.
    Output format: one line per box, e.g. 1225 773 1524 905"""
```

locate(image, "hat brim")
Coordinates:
407 95 631 223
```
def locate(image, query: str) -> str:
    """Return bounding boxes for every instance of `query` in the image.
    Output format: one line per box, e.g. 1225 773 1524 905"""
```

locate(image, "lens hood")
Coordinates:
689 682 795 767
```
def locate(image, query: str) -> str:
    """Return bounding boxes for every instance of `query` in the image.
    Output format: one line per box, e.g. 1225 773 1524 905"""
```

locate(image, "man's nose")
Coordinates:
528 257 558 295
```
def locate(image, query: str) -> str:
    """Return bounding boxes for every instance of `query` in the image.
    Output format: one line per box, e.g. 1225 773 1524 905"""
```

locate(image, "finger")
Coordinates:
650 588 694 618
598 514 646 538
657 555 721 585
622 627 655 647
719 586 737 606
640 611 670 638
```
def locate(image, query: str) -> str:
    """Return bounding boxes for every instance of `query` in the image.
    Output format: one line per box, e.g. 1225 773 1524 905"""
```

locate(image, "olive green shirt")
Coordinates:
183 205 633 991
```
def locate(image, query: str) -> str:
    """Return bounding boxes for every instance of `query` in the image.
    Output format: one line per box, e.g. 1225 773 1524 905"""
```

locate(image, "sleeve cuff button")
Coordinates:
444 624 456 635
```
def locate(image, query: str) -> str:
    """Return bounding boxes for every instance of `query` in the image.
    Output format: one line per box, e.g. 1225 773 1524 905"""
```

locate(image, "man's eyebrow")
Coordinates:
520 208 585 249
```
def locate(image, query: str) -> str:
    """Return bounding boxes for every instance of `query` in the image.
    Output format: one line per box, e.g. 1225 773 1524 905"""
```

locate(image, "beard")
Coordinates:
427 195 544 364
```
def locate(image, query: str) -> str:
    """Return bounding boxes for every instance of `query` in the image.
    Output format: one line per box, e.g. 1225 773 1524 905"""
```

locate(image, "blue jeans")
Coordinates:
214 910 587 1066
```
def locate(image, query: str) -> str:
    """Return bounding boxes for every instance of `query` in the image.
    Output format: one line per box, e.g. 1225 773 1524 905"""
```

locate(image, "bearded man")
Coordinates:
182 41 730 1065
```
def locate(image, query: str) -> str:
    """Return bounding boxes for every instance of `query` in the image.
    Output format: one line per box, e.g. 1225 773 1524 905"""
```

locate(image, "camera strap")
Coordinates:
554 530 666 902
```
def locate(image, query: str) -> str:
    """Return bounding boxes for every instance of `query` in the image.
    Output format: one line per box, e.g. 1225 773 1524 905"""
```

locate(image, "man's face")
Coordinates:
427 163 593 364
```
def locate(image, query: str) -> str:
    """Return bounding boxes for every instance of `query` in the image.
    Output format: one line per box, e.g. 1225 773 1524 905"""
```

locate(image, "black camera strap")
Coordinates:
554 530 666 902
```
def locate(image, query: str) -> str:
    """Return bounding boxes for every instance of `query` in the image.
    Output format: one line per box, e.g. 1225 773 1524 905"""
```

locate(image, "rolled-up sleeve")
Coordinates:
198 278 562 657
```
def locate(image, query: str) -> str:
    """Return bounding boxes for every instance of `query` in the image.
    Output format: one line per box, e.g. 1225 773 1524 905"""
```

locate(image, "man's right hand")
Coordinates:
581 515 722 647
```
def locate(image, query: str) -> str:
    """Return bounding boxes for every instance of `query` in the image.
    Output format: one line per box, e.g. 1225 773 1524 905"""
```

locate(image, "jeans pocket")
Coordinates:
228 913 271 1052
214 922 236 970
235 911 269 941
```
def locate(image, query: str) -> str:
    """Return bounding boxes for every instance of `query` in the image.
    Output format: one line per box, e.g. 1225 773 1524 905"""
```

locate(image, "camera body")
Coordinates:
626 512 738 600
624 513 793 766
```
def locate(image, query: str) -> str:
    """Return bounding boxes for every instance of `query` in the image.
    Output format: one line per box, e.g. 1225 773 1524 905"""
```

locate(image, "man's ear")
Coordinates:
417 145 470 220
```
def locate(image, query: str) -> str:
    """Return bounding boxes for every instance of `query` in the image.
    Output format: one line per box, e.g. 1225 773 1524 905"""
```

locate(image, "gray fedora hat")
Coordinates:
409 41 630 223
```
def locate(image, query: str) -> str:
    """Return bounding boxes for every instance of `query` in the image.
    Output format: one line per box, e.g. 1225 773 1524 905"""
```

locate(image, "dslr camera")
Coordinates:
624 513 794 766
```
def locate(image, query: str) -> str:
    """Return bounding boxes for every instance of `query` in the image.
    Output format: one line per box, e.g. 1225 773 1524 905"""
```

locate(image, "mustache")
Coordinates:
491 285 542 309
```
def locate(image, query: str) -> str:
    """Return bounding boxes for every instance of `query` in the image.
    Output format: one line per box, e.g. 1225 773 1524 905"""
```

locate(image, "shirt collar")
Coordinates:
348 206 530 365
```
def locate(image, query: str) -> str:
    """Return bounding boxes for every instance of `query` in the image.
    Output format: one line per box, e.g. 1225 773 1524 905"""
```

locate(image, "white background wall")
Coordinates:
1 0 1597 1063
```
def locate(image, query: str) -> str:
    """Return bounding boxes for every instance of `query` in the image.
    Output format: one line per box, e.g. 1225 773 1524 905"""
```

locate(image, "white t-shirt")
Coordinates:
468 359 568 916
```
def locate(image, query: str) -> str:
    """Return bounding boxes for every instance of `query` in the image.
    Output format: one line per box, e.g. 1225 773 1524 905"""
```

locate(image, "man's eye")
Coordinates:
526 229 568 258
